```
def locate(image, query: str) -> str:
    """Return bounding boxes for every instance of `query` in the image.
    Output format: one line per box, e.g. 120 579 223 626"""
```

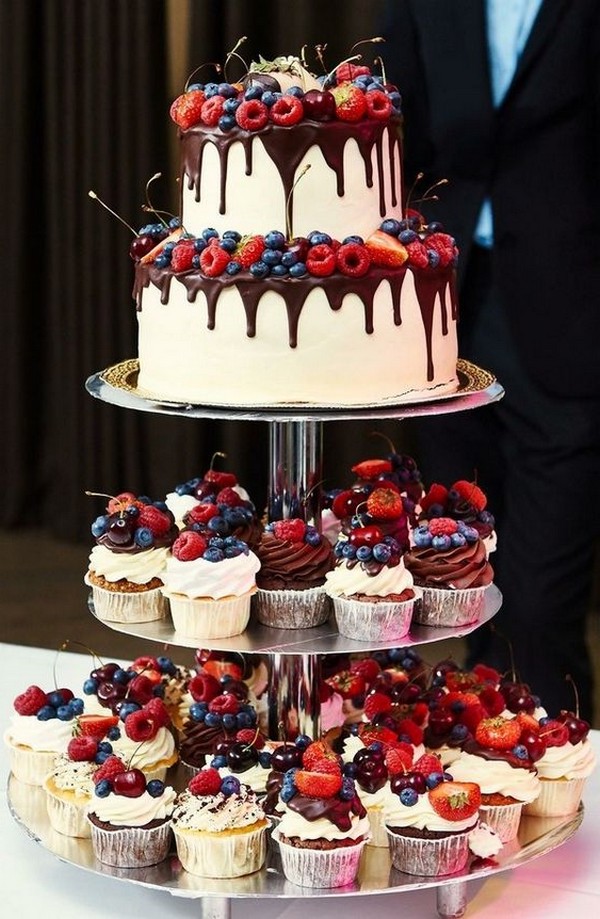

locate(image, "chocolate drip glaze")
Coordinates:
180 119 402 221
461 739 538 772
287 791 366 832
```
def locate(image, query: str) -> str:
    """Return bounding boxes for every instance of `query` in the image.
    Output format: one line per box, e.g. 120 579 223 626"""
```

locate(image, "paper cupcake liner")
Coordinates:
413 585 487 628
85 576 167 623
366 806 389 847
44 783 91 838
272 828 367 888
332 596 414 642
4 738 58 786
478 801 523 842
253 587 331 629
523 778 585 817
173 821 267 878
165 590 253 640
386 826 471 876
89 820 172 868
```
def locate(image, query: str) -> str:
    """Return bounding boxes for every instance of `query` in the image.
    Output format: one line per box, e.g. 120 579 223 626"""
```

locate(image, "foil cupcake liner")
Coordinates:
85 576 167 623
413 585 487 628
253 587 331 629
4 736 59 786
44 783 91 838
173 821 267 878
89 820 172 868
332 596 414 642
386 826 471 876
272 828 367 888
523 778 585 817
165 590 253 639
478 801 523 842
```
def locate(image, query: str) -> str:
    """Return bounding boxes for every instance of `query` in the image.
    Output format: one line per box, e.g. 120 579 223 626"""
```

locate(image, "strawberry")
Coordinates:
365 89 392 121
515 712 540 734
199 243 230 277
385 746 413 774
429 781 481 821
189 767 222 797
335 242 371 277
270 95 304 126
200 95 226 126
302 740 339 770
413 752 443 777
404 239 429 269
295 769 343 798
335 63 371 82
201 658 243 681
451 480 487 512
444 670 479 692
325 670 366 700
306 243 336 277
237 235 266 269
216 487 242 507
539 719 570 747
271 519 307 543
170 89 206 130
366 487 404 520
137 505 173 537
189 672 221 703
235 729 265 749
331 83 367 122
170 240 196 272
235 99 269 131
124 708 159 743
475 716 522 751
365 230 409 268
307 757 342 776
359 724 399 747
93 755 127 785
428 517 458 537
364 691 393 719
144 697 171 728
77 714 119 740
351 459 393 480
172 530 207 561
14 685 48 715
208 693 240 716
350 657 381 683
395 718 424 746
187 503 219 525
426 232 457 268
420 483 449 512
67 736 98 762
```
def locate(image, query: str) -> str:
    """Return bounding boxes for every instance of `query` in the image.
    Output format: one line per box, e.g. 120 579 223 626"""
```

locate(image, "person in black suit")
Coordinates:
383 0 600 721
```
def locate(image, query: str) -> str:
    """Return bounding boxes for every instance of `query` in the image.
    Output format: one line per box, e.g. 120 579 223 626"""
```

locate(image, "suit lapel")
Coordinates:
501 0 569 106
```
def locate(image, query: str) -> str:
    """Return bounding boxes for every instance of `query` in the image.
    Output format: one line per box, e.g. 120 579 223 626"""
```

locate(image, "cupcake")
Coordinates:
272 755 370 888
325 523 418 641
253 518 334 629
160 530 260 639
261 738 308 821
166 455 257 532
4 685 84 785
522 714 596 817
108 699 178 782
172 770 268 877
85 492 178 622
418 479 497 556
87 764 176 867
43 736 104 837
404 517 493 626
345 739 414 847
208 729 272 796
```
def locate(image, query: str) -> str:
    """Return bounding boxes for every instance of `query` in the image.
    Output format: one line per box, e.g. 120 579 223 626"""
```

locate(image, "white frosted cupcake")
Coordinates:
161 531 259 639
109 701 178 782
44 738 101 837
523 720 596 817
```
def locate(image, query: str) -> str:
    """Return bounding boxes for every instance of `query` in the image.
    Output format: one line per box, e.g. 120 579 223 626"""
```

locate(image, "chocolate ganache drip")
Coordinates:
287 791 366 832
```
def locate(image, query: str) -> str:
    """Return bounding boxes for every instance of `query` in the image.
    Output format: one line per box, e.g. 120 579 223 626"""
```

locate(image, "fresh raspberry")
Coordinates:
131 655 161 674
170 89 206 130
335 242 371 277
444 670 479 692
208 693 240 716
411 701 429 725
477 686 506 717
271 518 307 543
186 504 219 526
365 230 409 267
189 672 221 703
107 492 138 514
295 769 343 798
331 83 368 122
413 752 443 777
125 708 160 742
127 674 156 705
395 718 424 746
235 729 265 749
200 95 225 126
451 480 487 512
335 63 371 82
426 232 457 268
458 701 487 733
475 716 522 751
302 740 339 770
237 236 265 269
144 697 171 728
420 483 449 513
93 755 127 785
199 243 230 277
77 714 119 739
384 746 413 775
365 89 392 121
440 691 481 710
137 505 172 537
350 657 381 684
216 487 242 507
67 736 98 762
351 459 393 480
428 517 459 537
366 487 404 520
472 663 501 685
269 95 304 126
13 685 48 715
235 99 269 131
364 691 393 719
405 239 430 269
173 530 207 561
306 243 336 277
170 240 196 272
189 767 222 797
539 719 570 747
429 781 481 821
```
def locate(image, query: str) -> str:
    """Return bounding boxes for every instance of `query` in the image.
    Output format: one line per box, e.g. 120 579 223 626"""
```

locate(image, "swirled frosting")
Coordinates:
5 715 74 753
449 751 540 802
88 545 171 585
88 786 176 827
165 492 199 527
255 532 333 590
325 555 416 598
534 740 596 780
46 754 97 799
161 551 260 600
172 786 266 832
404 540 493 589
110 726 176 768
383 787 479 833
218 761 270 793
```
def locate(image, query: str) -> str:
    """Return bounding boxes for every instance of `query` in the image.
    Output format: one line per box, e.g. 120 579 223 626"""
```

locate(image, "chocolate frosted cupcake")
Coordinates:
405 518 493 626
253 519 334 629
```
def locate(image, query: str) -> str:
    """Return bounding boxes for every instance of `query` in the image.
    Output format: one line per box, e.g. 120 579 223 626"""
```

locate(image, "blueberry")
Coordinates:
95 779 112 797
413 529 433 548
450 532 467 548
37 705 56 721
91 515 109 538
219 235 238 252
264 230 286 250
225 260 242 275
399 787 419 806
244 85 263 100
107 726 121 741
202 227 219 242
258 751 272 768
289 262 307 278
307 231 332 246
463 526 479 542
163 241 177 254
339 777 356 801
427 221 444 233
217 82 237 98
222 713 237 731
280 785 296 803
211 754 227 768
387 648 405 662
381 218 402 235
285 85 304 98
193 238 207 253
175 482 193 495
262 248 282 266
154 254 170 269
353 75 373 88
235 711 253 729
280 250 298 267
157 655 176 675
425 771 444 789
250 260 270 278
47 690 67 708
189 702 207 722
204 82 220 97
400 657 416 671
427 249 441 268
342 235 364 245
207 516 229 535
204 711 222 727
304 530 321 547
343 762 358 777
70 697 84 715
203 547 225 562
113 668 130 684
97 741 113 754
221 776 241 796
218 114 236 132
82 677 98 695
399 229 418 244
356 545 372 561
134 526 154 548
388 91 402 109
450 723 469 741
152 684 165 698
341 542 357 559
512 744 529 760
56 705 74 721
94 751 111 765
147 779 165 797
118 701 141 721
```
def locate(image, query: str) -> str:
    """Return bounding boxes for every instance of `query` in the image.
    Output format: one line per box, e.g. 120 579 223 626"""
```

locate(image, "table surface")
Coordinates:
2 642 599 919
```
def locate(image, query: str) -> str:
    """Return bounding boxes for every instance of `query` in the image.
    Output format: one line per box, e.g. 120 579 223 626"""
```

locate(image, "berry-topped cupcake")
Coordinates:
85 491 178 622
253 518 334 629
419 479 496 556
404 517 493 626
43 735 106 838
107 698 178 782
160 529 260 639
325 523 418 641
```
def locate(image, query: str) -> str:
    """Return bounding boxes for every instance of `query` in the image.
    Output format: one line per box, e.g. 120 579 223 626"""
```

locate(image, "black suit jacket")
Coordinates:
384 0 600 397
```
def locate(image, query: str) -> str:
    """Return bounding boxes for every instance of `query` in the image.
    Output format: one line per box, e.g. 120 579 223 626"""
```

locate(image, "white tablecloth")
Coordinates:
1 642 599 919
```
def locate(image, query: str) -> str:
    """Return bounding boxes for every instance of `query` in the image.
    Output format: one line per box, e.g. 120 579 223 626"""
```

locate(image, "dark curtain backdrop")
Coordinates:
1 0 404 543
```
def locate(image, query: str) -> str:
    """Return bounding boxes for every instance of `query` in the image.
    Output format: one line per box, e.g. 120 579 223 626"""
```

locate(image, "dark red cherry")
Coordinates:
519 729 546 763
129 234 155 261
107 516 135 545
302 89 336 121
270 745 303 772
219 679 249 701
349 525 384 548
355 759 388 794
226 742 259 773
287 236 310 263
96 680 127 708
112 768 147 797
427 709 455 736
91 663 121 683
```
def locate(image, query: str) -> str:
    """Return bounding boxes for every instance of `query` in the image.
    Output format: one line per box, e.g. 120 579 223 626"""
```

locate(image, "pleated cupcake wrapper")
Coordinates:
332 596 414 642
272 828 368 888
523 778 585 817
366 806 389 847
253 587 331 629
173 822 267 878
89 820 172 868
164 590 253 640
5 737 59 786
478 801 523 842
386 826 471 876
44 785 91 838
413 585 487 628
85 575 167 623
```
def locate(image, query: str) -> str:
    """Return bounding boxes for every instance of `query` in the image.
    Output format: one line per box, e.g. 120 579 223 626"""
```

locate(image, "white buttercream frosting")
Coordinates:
383 788 479 833
110 726 176 768
165 493 199 527
172 787 265 832
533 740 596 781
218 762 270 794
88 545 170 585
325 556 416 599
449 752 540 803
5 715 74 753
88 786 176 827
161 551 260 600
278 807 371 843
46 754 96 799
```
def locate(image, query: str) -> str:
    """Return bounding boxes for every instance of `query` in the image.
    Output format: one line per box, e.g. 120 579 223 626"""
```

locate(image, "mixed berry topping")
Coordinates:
82 656 176 716
90 493 177 550
412 517 480 551
172 531 252 563
188 768 246 799
264 518 323 547
13 685 84 722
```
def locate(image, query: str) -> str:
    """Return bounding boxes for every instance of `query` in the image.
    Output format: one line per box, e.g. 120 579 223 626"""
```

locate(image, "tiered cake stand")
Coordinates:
7 358 585 918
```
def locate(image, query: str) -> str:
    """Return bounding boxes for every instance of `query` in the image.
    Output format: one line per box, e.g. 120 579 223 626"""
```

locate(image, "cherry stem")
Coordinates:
286 163 311 241
314 43 328 73
374 55 387 85
490 624 518 682
565 674 580 718
405 171 425 212
370 430 397 455
278 720 287 748
127 740 148 770
54 639 103 690
208 451 227 472
144 173 169 230
184 61 222 92
88 191 137 236
325 53 362 87
223 36 248 83
350 37 385 54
